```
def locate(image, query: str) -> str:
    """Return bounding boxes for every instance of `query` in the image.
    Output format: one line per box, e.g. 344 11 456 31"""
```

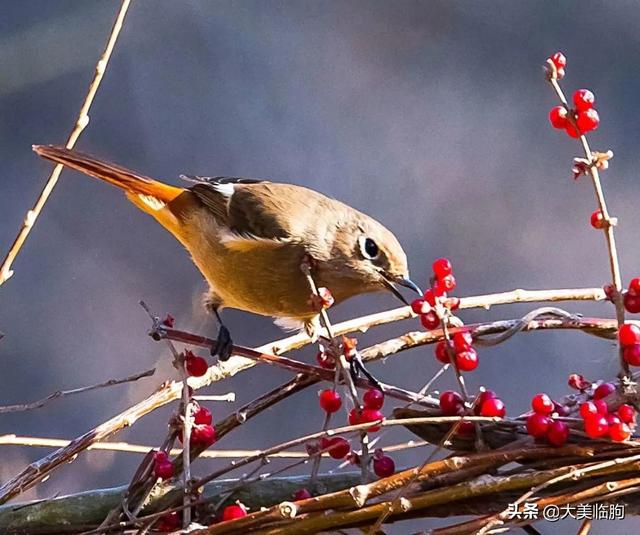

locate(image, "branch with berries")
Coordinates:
5 52 640 534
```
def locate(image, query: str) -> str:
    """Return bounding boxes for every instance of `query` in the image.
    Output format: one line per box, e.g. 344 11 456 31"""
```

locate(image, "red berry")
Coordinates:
360 409 384 432
550 52 566 70
526 413 551 438
193 405 213 426
565 122 581 138
593 382 616 400
327 437 350 459
549 106 568 129
580 402 598 419
293 488 312 500
623 344 640 366
363 389 384 410
480 397 506 418
531 393 554 415
316 350 336 369
432 257 453 278
619 323 640 347
629 278 640 297
617 404 636 424
420 311 440 330
606 413 621 427
153 450 169 464
185 355 208 377
319 390 342 414
590 210 605 229
456 420 476 436
222 504 247 521
576 109 600 133
556 68 566 80
438 274 456 292
593 399 609 415
452 331 473 352
440 390 464 416
573 89 595 112
423 288 437 306
473 389 497 414
547 420 569 447
154 460 174 480
411 298 430 315
348 408 362 426
373 455 395 477
609 422 632 442
156 512 180 531
584 414 609 438
455 348 479 372
435 340 454 364
624 293 640 314
191 424 217 446
568 373 591 391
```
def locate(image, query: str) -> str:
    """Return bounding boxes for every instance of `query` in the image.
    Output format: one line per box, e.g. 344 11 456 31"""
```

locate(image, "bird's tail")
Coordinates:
32 145 184 208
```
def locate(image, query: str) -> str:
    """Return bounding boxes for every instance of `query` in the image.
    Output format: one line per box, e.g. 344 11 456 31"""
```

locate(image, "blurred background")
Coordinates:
2 1 640 532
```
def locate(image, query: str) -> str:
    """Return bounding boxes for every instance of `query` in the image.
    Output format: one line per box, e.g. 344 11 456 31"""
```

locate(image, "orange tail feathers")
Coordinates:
33 145 184 204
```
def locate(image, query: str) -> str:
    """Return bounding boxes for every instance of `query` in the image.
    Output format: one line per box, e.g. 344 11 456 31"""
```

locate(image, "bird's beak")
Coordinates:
381 273 423 306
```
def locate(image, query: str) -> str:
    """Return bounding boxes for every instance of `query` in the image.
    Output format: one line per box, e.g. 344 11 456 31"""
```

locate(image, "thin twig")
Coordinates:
0 368 154 414
0 0 131 286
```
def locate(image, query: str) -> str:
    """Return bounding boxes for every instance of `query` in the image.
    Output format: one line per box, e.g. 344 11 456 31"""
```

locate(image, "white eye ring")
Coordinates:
359 236 380 260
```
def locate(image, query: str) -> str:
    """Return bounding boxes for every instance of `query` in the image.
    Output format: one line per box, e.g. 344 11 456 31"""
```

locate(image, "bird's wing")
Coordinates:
184 177 322 249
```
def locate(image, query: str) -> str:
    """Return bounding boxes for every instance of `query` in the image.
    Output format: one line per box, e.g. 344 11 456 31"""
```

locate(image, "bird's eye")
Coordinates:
360 237 380 260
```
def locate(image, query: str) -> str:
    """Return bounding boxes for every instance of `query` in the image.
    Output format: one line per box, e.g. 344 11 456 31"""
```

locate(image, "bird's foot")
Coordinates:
211 324 233 361
348 352 382 391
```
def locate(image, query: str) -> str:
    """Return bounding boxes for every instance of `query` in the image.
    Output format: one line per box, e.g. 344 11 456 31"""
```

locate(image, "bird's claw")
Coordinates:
212 324 233 361
349 353 382 391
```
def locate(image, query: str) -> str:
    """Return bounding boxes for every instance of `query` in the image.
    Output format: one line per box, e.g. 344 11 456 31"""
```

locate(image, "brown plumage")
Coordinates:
33 145 419 342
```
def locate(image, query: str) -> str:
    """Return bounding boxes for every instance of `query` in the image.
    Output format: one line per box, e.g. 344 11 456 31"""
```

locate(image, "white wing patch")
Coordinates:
219 229 293 252
211 182 235 198
137 194 166 211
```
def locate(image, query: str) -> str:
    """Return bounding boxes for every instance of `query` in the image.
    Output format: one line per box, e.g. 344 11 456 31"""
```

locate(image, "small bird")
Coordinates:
33 146 421 360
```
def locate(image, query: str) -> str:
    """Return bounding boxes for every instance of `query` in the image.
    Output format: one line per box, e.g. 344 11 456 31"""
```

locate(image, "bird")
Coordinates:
33 145 421 361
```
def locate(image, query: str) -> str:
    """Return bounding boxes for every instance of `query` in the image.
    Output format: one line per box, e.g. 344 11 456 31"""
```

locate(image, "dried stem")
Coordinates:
0 0 131 286
0 368 154 414
546 64 627 377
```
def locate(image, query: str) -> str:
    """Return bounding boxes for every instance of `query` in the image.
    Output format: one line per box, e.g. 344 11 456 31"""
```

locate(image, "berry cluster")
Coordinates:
312 387 395 478
348 387 385 432
579 384 635 442
525 393 570 447
434 330 478 372
619 323 640 366
439 389 506 437
549 88 600 139
178 402 217 448
547 52 601 139
411 258 459 331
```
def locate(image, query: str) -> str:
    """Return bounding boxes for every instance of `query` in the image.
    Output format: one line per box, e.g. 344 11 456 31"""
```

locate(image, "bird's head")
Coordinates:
313 210 421 305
